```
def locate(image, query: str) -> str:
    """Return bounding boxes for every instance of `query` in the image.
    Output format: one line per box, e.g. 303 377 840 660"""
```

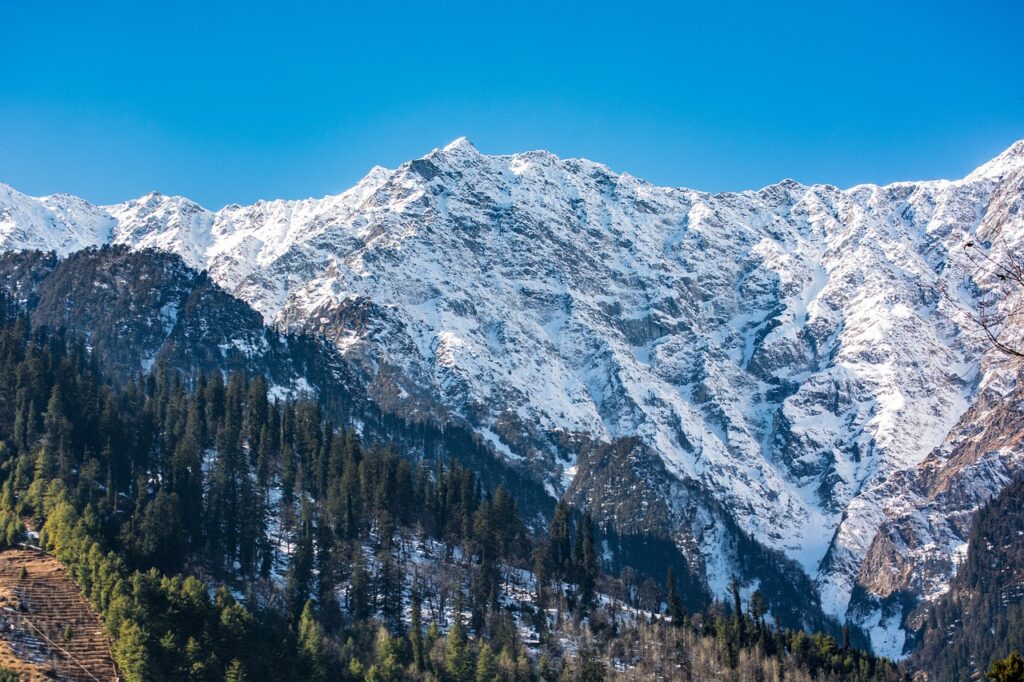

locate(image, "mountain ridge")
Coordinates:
2 139 1024 657
8 135 1022 217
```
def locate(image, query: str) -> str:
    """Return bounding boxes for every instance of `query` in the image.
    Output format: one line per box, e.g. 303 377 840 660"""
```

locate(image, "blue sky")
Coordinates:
2 0 1022 208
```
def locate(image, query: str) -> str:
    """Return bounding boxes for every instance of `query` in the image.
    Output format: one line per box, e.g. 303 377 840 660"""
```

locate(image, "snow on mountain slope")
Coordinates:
2 138 1023 654
0 183 114 254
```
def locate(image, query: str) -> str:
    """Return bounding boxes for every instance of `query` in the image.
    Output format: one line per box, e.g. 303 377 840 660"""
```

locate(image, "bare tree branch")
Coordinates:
944 237 1024 359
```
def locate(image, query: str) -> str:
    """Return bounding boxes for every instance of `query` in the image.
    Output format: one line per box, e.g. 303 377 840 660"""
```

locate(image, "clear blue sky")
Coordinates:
2 0 1022 208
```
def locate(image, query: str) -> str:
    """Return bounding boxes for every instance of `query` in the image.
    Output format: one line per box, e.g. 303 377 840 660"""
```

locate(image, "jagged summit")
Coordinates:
441 135 478 153
0 139 1023 657
9 137 1022 226
967 138 1024 180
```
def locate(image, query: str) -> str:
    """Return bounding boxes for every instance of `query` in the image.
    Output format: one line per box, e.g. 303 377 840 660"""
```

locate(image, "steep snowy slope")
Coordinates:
1 138 1022 655
0 184 114 254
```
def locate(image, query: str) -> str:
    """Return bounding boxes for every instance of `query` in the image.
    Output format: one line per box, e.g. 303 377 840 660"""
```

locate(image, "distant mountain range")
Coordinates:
3 137 1023 658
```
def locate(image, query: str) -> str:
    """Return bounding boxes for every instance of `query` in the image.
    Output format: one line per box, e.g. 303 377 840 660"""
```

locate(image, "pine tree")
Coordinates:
129 488 185 573
578 513 599 612
988 651 1024 682
33 446 57 485
297 600 328 682
730 575 746 647
376 549 403 629
490 485 517 559
44 382 73 478
666 566 685 625
532 545 550 608
244 374 268 454
476 642 498 682
225 659 247 682
410 576 425 672
546 501 572 583
112 620 151 682
236 461 260 577
368 627 401 682
350 549 372 620
446 599 473 682
204 371 225 439
471 500 499 628
286 512 314 620
315 521 340 630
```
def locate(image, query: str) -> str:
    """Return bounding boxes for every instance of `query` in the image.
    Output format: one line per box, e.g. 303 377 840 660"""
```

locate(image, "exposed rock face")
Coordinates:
845 364 1024 654
2 138 1024 655
0 246 332 389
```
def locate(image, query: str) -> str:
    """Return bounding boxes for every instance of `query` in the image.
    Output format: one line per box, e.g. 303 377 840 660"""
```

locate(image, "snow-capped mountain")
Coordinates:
2 138 1023 656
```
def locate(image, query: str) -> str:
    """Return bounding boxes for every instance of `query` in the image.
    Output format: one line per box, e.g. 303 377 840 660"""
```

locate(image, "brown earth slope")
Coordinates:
0 548 118 681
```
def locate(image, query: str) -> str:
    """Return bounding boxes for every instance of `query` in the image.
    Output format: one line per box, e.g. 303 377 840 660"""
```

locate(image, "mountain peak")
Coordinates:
442 136 478 153
419 137 482 172
967 139 1024 180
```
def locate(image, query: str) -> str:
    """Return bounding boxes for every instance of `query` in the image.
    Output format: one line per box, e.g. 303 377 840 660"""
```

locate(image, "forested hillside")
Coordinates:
910 477 1024 681
0 294 906 680
0 245 841 632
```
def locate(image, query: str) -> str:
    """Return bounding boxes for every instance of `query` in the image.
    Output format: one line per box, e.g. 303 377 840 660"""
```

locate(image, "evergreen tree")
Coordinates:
111 620 151 682
127 488 184 573
368 627 401 682
377 549 403 629
446 599 473 682
989 651 1024 682
749 590 766 622
666 566 685 625
411 576 425 672
475 642 498 682
170 420 204 548
297 600 328 682
350 548 372 620
578 513 599 611
44 382 73 478
532 545 550 608
286 510 314 620
546 501 572 583
471 500 499 628
730 575 746 646
314 521 340 630
225 659 247 682
204 372 225 440
33 446 57 486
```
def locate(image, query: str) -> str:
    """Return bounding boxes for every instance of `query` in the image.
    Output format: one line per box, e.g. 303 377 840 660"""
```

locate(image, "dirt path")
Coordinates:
0 548 118 681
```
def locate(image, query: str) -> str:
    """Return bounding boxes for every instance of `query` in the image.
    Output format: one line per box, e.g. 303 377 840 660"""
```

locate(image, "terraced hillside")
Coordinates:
0 548 118 681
